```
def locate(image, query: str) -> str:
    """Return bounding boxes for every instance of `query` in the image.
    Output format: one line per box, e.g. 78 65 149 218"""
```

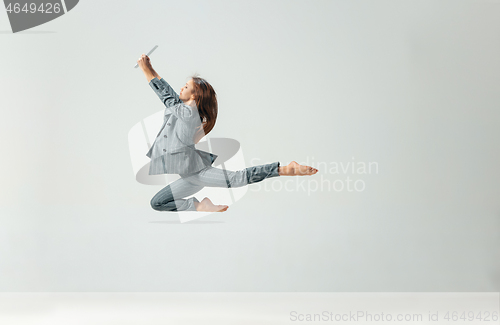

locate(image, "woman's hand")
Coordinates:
137 54 153 70
137 54 160 82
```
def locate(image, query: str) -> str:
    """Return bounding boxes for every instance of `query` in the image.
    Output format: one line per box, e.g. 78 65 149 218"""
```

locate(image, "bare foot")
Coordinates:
194 197 229 212
278 161 318 176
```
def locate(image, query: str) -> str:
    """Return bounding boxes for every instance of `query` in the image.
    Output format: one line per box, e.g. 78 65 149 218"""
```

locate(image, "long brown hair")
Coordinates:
190 75 218 144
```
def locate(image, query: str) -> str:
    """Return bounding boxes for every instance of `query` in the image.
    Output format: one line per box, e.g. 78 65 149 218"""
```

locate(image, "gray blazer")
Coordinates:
146 77 218 175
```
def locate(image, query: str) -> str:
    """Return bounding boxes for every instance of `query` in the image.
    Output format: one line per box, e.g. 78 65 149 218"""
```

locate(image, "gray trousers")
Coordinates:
150 161 281 211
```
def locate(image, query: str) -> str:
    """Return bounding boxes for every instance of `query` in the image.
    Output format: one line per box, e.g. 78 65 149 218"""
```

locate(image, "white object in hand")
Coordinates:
134 45 158 68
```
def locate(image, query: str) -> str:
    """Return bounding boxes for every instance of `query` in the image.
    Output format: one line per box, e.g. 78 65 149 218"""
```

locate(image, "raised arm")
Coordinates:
137 54 180 107
151 77 197 123
148 77 183 108
137 54 195 122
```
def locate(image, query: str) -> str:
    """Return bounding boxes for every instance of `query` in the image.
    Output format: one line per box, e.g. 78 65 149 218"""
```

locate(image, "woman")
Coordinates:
137 54 318 212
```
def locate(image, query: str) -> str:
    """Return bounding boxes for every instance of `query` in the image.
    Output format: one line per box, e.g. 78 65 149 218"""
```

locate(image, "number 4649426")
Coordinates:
443 311 499 322
5 2 62 14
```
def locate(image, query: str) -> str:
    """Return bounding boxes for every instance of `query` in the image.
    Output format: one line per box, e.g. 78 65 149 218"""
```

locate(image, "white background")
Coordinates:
0 0 499 291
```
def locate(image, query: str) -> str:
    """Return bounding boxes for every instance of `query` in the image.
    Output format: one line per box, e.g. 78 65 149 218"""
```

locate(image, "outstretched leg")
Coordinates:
180 161 318 212
182 161 282 189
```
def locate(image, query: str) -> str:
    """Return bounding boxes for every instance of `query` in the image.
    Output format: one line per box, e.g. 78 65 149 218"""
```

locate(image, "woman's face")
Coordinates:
179 79 195 102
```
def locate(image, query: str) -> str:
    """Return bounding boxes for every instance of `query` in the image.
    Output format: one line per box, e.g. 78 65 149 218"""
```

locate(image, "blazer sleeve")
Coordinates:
149 77 195 122
149 77 183 107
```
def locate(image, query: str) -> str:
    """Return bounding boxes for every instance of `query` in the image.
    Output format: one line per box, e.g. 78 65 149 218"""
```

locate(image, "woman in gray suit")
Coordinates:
137 54 318 212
